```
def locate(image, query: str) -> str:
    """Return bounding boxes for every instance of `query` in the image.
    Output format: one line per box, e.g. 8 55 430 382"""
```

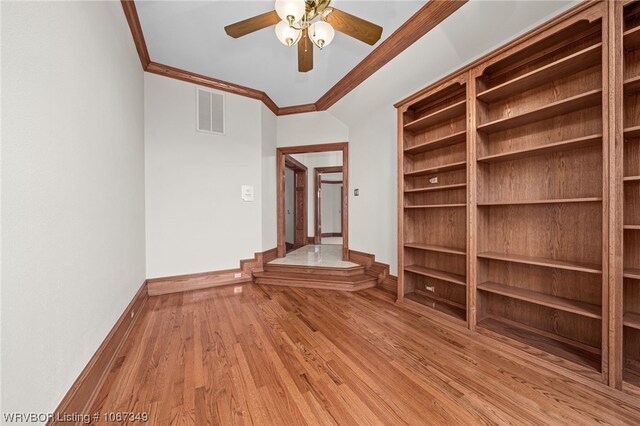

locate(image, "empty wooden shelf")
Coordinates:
477 90 602 134
625 312 640 331
477 252 602 274
404 265 466 286
478 281 601 319
404 183 466 193
404 100 466 132
477 134 602 163
477 197 602 206
404 243 465 256
404 161 466 177
476 43 602 103
404 131 466 154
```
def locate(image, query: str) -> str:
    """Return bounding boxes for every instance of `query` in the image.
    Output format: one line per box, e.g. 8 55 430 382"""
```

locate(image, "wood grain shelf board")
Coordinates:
624 268 640 280
625 225 640 230
404 160 466 177
404 243 466 256
624 312 640 331
477 134 602 163
624 126 640 138
404 131 466 154
478 316 602 373
477 252 602 274
477 43 602 103
414 289 466 310
624 25 640 50
477 197 602 206
404 183 466 193
404 292 466 321
624 75 640 94
404 264 466 286
624 175 640 182
478 281 601 319
405 204 467 209
404 100 466 132
477 89 602 134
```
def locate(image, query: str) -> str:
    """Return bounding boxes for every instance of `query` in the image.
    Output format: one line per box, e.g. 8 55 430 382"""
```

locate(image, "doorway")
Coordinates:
284 155 308 253
314 166 343 245
276 142 349 260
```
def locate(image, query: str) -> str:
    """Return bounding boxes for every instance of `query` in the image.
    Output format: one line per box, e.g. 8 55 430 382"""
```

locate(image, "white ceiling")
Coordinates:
136 0 426 107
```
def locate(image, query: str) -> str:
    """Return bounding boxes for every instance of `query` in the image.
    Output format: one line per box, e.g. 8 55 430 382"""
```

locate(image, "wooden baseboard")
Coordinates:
321 232 342 237
147 248 278 296
348 249 398 296
50 281 148 424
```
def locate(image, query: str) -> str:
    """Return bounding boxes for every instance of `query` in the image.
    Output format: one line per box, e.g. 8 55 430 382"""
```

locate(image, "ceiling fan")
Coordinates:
224 0 383 73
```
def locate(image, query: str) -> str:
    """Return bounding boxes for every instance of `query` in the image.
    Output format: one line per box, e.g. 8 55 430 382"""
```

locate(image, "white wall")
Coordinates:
1 0 145 415
321 182 342 234
277 111 348 147
284 168 295 243
145 73 264 278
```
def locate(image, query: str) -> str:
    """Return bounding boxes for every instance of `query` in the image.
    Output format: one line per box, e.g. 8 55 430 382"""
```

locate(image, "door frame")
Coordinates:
276 142 349 259
314 166 343 244
284 155 308 251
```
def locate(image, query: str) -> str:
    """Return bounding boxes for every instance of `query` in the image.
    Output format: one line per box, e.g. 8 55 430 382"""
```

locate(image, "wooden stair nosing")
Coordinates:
253 271 376 284
254 276 376 291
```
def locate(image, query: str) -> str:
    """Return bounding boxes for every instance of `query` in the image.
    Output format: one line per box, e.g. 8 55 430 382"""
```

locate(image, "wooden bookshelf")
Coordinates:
398 78 468 322
396 1 640 390
624 1 640 389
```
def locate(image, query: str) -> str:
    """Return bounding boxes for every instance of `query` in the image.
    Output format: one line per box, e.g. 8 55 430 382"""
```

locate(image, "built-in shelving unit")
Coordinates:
398 78 468 323
397 1 640 390
472 15 605 378
623 1 640 389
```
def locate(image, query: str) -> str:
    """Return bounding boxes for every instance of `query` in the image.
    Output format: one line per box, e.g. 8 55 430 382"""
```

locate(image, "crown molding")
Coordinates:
315 0 467 111
120 0 466 116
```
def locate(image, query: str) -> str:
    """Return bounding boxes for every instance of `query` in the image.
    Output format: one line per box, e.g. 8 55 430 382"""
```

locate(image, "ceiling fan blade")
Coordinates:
224 11 280 38
298 28 313 72
325 8 383 46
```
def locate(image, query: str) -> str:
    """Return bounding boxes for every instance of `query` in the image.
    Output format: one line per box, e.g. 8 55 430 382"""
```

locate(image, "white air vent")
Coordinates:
196 87 224 134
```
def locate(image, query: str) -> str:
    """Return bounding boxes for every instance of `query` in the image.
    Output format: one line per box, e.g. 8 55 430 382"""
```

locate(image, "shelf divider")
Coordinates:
404 264 466 286
404 183 466 193
477 197 602 206
478 281 601 319
404 160 466 177
477 134 602 163
477 89 602 134
404 243 466 256
477 43 602 103
477 252 602 274
404 131 466 154
404 100 466 132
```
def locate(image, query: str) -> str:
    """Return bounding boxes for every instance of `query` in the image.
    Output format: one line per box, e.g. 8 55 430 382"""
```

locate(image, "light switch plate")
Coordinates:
241 185 254 201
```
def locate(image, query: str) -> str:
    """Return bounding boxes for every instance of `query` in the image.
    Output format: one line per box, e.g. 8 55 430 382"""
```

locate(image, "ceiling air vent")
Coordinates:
196 87 225 134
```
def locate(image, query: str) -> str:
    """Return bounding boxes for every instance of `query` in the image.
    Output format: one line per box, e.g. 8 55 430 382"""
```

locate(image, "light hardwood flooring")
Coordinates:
89 284 640 425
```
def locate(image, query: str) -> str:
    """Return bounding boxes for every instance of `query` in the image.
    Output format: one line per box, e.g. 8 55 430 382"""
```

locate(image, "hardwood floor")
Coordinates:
87 284 640 425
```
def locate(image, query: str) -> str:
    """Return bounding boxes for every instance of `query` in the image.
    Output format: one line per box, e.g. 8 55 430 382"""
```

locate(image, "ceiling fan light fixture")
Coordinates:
275 21 301 47
309 21 335 49
275 0 306 25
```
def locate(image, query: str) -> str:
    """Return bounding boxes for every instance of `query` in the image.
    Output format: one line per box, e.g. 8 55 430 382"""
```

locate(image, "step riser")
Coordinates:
264 264 365 277
254 278 376 292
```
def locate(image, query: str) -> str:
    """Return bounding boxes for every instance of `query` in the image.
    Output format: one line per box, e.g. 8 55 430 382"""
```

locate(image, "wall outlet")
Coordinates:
424 286 435 292
234 286 243 294
429 177 438 184
354 188 359 196
234 272 242 278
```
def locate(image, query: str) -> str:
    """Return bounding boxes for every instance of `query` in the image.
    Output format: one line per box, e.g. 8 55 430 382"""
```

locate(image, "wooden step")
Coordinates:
253 271 377 292
264 263 365 277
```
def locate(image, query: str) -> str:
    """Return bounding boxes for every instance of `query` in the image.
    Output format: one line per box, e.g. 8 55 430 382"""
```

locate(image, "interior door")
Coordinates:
294 171 306 247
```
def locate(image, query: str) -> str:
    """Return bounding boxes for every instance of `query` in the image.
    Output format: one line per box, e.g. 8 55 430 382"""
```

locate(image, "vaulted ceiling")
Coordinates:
135 1 426 107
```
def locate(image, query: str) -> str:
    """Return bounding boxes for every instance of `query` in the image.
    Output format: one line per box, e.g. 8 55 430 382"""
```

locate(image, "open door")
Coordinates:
284 155 308 251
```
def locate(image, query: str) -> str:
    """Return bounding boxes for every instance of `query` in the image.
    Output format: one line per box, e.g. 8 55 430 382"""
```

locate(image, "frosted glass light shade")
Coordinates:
309 21 335 48
275 0 306 23
275 21 301 47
